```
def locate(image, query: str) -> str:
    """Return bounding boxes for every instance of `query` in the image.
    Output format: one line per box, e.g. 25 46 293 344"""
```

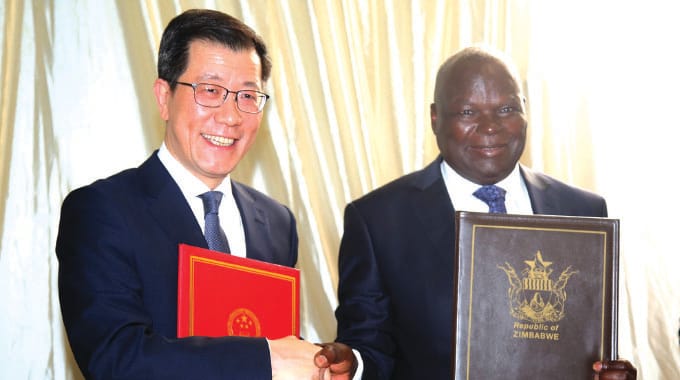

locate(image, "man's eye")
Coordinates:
499 106 519 114
199 85 221 96
239 92 255 100
460 109 474 116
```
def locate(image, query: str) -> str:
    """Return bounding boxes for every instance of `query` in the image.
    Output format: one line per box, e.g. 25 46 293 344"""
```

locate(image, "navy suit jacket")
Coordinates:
335 157 607 380
56 152 298 380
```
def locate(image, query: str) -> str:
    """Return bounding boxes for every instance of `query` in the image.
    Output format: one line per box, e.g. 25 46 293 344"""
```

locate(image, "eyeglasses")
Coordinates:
174 81 270 114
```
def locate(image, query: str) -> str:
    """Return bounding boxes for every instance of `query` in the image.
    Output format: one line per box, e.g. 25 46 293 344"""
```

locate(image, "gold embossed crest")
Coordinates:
227 308 262 336
498 251 578 323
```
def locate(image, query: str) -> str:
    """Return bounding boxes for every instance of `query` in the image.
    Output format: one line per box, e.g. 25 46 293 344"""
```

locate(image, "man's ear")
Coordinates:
430 102 438 134
154 78 171 121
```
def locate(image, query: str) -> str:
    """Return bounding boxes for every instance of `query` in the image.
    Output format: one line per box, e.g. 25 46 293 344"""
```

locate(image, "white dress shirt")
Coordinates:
157 143 247 257
440 160 534 215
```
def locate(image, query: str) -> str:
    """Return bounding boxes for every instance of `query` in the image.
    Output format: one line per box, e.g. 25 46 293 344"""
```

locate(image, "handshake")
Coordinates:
269 338 357 380
269 338 636 380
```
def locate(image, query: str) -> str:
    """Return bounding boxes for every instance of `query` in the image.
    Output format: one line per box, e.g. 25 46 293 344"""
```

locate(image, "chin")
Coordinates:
476 168 513 184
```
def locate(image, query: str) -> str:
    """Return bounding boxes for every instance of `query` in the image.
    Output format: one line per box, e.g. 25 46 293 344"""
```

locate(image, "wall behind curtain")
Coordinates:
1 0 678 379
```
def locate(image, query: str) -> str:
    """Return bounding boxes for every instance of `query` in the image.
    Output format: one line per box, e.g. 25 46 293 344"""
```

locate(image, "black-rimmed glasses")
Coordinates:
174 81 269 114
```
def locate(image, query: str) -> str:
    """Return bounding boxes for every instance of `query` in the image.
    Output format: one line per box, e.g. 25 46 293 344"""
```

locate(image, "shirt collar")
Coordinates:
440 159 532 214
157 142 232 199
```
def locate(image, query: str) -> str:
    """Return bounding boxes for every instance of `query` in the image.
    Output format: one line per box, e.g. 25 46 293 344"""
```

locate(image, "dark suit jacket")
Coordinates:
334 157 607 380
56 151 298 380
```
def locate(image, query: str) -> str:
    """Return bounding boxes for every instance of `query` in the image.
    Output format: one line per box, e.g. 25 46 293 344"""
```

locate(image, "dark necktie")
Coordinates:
473 185 508 214
198 191 231 253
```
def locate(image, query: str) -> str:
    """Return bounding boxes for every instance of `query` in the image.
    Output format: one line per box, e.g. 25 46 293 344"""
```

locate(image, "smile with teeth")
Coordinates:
202 133 234 147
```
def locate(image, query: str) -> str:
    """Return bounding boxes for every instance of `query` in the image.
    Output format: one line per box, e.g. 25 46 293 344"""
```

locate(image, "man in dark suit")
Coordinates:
315 47 636 379
57 9 321 380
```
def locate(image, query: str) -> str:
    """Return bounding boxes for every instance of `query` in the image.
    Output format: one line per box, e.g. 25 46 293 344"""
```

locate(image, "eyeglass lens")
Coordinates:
193 83 266 112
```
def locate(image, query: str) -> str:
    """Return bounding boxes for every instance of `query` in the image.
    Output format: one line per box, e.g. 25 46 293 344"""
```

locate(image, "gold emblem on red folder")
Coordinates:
227 308 262 336
498 251 578 323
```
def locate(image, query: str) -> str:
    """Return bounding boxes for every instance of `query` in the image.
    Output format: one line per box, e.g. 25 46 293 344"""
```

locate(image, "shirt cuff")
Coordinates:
352 348 364 380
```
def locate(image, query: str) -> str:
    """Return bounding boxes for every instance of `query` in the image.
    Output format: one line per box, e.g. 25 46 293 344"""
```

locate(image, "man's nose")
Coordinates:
476 112 502 134
215 93 243 125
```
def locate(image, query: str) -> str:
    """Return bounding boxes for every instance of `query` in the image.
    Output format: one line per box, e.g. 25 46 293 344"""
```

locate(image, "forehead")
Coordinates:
184 40 262 84
439 58 521 102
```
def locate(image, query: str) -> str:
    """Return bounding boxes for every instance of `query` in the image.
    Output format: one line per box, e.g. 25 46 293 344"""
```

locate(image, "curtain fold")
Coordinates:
1 1 678 379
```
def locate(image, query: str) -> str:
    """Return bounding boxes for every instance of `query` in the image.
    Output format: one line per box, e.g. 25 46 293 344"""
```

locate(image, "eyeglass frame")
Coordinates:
172 80 270 114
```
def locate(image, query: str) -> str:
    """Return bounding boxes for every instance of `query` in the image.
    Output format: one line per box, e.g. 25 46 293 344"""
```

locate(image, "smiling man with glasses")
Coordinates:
56 9 327 380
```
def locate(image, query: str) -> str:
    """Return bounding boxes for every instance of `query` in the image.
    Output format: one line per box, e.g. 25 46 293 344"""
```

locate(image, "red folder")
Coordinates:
177 244 299 339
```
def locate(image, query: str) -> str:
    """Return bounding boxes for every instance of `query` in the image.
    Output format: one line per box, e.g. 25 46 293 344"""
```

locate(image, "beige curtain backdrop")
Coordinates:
1 0 679 379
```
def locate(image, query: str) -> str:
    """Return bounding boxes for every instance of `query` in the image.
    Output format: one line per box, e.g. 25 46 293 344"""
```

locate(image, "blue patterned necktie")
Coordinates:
473 185 508 214
198 191 231 253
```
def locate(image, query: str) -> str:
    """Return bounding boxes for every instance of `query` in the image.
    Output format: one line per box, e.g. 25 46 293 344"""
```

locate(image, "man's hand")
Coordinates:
593 360 637 380
314 342 358 380
269 336 324 380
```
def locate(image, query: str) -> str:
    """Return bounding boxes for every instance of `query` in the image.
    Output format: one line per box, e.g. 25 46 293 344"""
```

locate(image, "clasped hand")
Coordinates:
268 337 356 380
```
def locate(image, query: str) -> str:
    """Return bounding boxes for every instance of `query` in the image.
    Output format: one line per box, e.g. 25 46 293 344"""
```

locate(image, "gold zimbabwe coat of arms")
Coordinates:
498 250 578 323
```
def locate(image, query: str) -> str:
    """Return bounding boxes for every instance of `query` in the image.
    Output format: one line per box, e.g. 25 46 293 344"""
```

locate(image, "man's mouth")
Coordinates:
202 133 234 147
471 144 505 156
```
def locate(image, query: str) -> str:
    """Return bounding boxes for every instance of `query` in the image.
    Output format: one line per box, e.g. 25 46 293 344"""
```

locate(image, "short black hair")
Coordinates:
157 9 272 88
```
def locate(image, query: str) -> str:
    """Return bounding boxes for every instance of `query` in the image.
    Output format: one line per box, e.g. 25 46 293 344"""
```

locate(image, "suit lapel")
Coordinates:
139 152 207 249
231 182 271 262
521 165 556 215
410 158 457 258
